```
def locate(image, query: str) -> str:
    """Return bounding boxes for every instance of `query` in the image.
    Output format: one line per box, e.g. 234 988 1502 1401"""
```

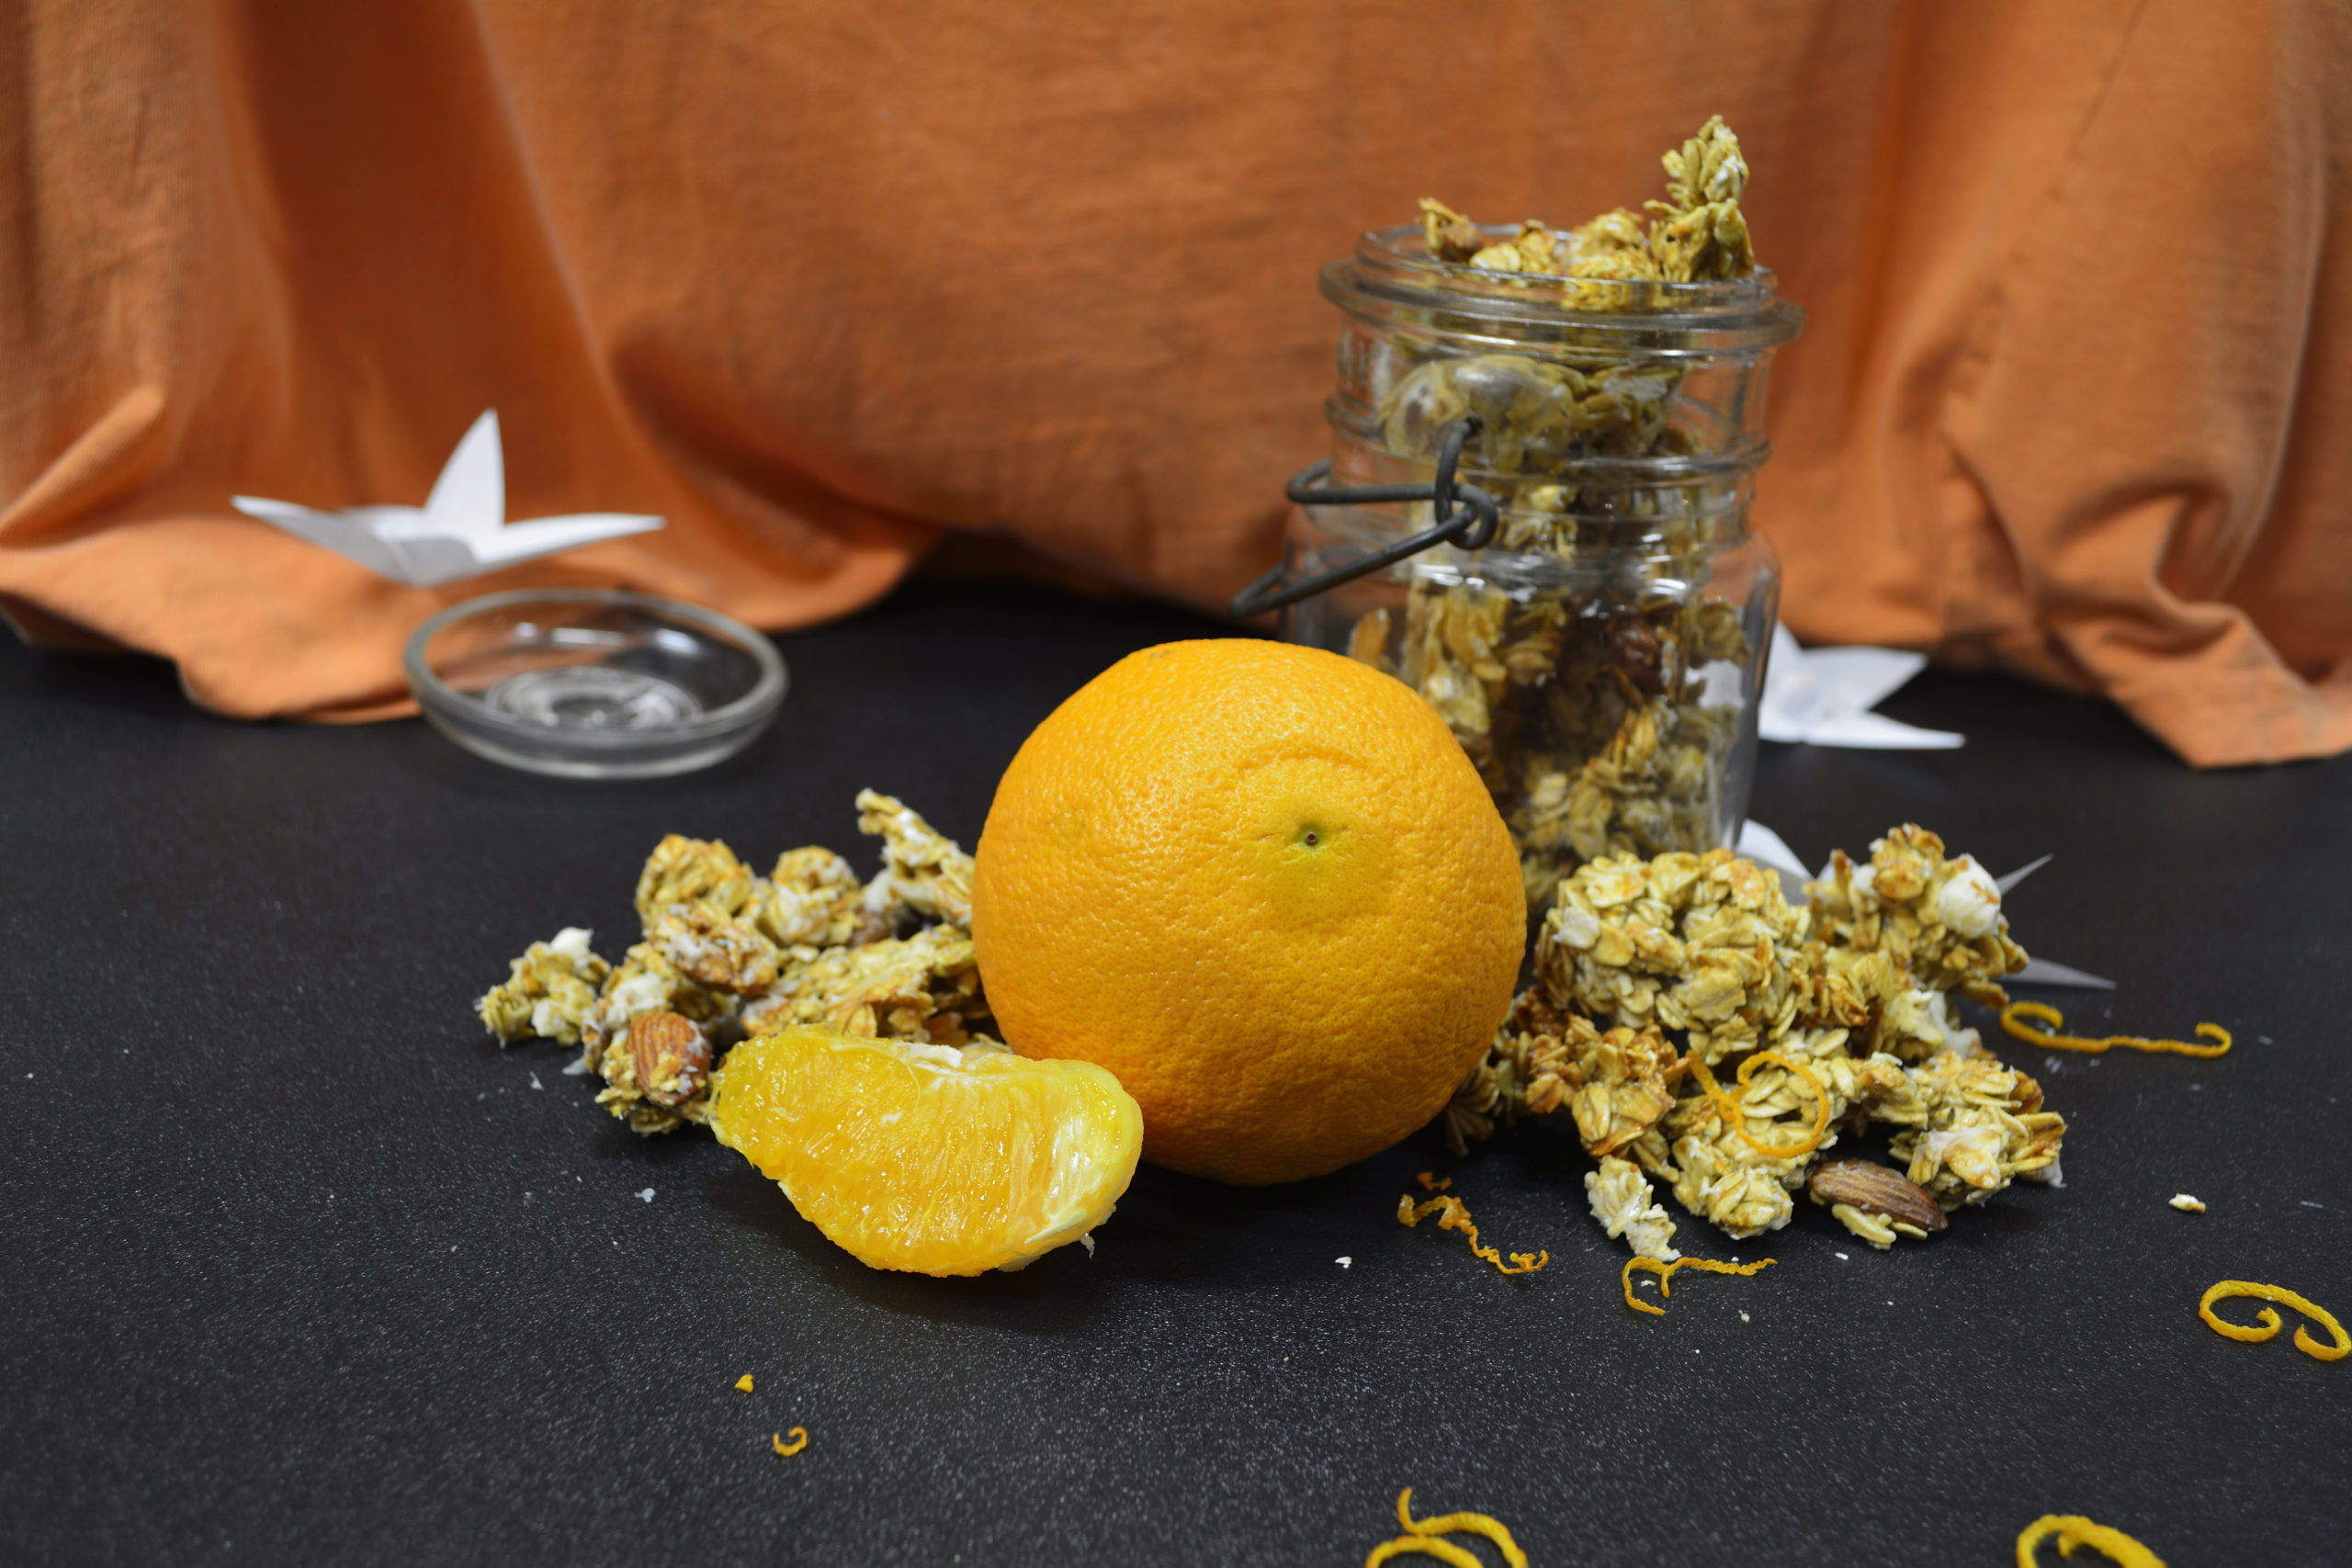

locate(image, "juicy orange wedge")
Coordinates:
707 1026 1143 1276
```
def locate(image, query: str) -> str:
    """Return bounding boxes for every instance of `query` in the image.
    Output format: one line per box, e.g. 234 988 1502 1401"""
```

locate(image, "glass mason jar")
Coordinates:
1279 222 1804 908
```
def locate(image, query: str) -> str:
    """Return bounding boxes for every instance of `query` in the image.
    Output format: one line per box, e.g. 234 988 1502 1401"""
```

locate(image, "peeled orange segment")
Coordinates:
707 1026 1143 1277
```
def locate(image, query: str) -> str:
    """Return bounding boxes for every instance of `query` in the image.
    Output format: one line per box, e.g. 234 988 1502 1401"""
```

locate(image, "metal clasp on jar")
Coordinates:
1229 417 1498 619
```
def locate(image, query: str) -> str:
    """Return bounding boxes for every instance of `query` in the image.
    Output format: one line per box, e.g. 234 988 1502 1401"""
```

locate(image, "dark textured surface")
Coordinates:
3 579 2346 1566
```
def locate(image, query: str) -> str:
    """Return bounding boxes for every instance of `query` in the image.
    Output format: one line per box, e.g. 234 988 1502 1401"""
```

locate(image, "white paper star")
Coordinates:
232 411 663 587
1757 624 1962 750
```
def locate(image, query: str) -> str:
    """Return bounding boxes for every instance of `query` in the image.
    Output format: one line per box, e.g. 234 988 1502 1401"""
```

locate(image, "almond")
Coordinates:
629 1010 711 1108
1805 1157 1946 1234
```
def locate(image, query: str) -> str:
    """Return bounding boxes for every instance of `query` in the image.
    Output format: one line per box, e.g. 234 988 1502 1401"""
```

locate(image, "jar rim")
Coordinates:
1297 504 1759 573
1325 223 1804 346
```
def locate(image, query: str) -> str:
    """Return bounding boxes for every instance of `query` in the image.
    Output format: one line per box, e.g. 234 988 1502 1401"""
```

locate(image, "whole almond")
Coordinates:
1806 1157 1947 1234
630 1010 711 1108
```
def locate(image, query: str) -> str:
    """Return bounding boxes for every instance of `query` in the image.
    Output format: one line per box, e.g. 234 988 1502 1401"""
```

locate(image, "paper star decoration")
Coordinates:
232 411 663 588
1757 624 1962 750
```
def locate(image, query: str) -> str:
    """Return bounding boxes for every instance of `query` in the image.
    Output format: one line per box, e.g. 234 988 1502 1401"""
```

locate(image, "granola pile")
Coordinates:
477 791 993 1134
1447 824 2065 1256
1352 117 1770 905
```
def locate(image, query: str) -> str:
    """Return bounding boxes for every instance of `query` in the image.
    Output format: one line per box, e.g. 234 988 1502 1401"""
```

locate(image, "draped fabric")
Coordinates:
4 0 2346 761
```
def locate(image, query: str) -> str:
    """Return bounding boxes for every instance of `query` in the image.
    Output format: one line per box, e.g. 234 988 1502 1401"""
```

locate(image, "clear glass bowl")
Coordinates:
403 589 786 778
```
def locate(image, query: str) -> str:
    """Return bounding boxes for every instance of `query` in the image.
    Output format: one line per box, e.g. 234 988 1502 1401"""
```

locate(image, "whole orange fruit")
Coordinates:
970 638 1523 1185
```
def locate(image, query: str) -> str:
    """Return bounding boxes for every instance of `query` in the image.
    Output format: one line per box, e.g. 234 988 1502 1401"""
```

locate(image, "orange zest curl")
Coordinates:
2000 1000 2231 1060
1365 1537 1484 1568
1399 1175 1547 1276
1621 1254 1776 1316
2016 1513 2166 1567
771 1427 808 1457
1684 1051 1829 1160
1363 1488 1528 1568
2198 1280 2349 1362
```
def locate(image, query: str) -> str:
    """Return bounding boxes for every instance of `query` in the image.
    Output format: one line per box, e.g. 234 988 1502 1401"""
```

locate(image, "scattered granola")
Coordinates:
1534 846 1809 1065
475 794 994 1135
856 788 975 927
479 928 608 1046
1446 988 1678 1158
1887 1051 2063 1210
2198 1280 2348 1362
1365 1488 1529 1568
1806 1158 1945 1250
1452 825 2061 1253
627 1010 712 1110
1584 1156 1678 1261
1397 1173 1547 1277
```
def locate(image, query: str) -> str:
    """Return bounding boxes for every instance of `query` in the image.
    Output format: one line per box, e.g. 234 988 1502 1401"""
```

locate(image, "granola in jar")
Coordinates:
1287 118 1801 904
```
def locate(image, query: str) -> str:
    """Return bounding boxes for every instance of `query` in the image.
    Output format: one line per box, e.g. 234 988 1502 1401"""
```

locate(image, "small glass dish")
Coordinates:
403 589 786 778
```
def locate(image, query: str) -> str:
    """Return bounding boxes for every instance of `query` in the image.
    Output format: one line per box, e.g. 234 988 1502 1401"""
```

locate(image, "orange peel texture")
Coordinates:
1363 1487 1528 1568
2000 1001 2231 1060
2198 1280 2348 1361
971 639 1525 1186
1684 1051 1828 1160
1622 1254 1776 1316
1399 1174 1547 1275
2016 1514 2165 1567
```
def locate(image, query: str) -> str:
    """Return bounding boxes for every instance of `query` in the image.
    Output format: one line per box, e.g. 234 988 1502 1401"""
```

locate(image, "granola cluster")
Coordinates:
1453 826 2062 1254
1357 118 1769 905
478 791 994 1134
1417 116 1752 284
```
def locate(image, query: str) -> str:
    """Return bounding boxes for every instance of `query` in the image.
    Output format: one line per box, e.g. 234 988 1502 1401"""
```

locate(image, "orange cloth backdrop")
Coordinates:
3 0 2346 761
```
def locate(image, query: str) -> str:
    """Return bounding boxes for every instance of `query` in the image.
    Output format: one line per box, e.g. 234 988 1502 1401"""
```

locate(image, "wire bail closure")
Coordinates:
1228 418 1498 619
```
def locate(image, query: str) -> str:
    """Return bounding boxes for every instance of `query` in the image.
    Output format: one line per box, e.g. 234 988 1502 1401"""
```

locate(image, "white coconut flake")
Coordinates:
1336 1257 1352 1269
637 1188 656 1203
2169 1194 2206 1213
1932 855 2003 939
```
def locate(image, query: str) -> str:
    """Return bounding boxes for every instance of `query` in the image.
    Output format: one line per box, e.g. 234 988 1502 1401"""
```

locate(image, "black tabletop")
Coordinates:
4 579 2346 1567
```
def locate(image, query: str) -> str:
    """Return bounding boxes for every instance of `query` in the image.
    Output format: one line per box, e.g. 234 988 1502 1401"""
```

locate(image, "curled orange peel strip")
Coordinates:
1621 1254 1776 1316
1685 1051 1829 1160
1399 1186 1547 1276
1365 1537 1485 1568
2016 1513 2166 1567
1387 1487 1529 1568
2199 1280 2348 1361
1362 1489 1527 1568
2001 1000 2231 1060
771 1427 808 1457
